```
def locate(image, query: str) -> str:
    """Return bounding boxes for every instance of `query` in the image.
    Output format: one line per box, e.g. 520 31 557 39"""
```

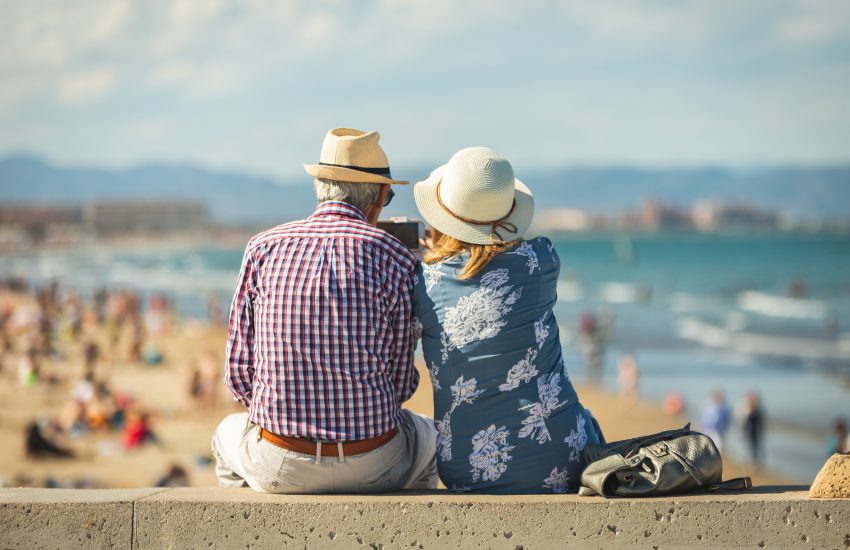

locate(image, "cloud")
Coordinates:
1 0 849 171
152 0 225 57
145 61 239 97
58 68 117 104
776 0 850 43
299 11 338 46
126 116 171 140
90 0 132 41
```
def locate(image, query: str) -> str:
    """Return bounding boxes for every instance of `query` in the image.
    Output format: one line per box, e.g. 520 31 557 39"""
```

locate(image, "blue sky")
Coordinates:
1 0 849 178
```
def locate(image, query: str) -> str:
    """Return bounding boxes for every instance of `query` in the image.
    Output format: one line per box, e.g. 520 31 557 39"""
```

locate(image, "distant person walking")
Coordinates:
700 391 731 452
825 418 848 456
741 392 766 465
617 354 640 407
578 312 610 384
213 128 437 493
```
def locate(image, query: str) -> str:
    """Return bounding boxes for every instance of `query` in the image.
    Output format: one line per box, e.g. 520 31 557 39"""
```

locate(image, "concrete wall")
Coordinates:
1 486 847 549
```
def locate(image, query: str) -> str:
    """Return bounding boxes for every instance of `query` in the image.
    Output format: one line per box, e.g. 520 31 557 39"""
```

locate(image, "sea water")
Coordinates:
550 232 850 482
3 232 849 482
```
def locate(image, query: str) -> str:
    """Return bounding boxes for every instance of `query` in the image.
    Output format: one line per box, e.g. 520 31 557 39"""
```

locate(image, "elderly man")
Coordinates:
212 128 437 493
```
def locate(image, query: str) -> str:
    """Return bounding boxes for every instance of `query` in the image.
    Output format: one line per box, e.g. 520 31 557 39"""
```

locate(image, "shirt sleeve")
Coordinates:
392 268 420 404
224 243 257 407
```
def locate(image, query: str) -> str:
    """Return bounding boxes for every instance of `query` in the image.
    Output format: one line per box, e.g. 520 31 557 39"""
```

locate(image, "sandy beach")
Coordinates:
0 291 791 489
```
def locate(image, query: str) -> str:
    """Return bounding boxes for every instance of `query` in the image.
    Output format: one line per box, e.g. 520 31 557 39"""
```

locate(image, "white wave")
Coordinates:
599 282 649 304
737 290 827 320
677 317 850 361
106 264 235 293
558 322 575 342
724 311 748 331
557 280 582 302
669 292 702 313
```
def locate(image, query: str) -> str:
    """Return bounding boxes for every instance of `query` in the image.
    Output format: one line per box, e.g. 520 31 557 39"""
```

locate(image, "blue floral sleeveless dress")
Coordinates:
413 237 604 494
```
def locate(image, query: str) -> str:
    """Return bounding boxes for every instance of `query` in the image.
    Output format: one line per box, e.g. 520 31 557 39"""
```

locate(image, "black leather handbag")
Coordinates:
578 423 752 497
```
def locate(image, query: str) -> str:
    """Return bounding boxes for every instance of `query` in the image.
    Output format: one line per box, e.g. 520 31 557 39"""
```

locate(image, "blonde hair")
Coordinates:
424 228 520 280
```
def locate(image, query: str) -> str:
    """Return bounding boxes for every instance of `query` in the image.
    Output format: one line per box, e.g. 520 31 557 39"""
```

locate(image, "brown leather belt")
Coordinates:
258 427 398 457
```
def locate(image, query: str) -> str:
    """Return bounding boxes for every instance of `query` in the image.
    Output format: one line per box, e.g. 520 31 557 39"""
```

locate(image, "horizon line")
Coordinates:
3 150 850 182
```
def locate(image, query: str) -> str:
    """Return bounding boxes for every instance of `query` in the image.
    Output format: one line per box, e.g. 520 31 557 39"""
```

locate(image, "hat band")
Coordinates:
435 180 518 243
319 162 392 178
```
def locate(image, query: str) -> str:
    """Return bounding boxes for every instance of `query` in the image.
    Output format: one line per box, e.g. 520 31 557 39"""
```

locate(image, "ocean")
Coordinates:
3 232 849 482
547 232 850 483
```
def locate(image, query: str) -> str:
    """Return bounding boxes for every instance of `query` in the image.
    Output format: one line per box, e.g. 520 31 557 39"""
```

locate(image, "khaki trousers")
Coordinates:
212 410 438 493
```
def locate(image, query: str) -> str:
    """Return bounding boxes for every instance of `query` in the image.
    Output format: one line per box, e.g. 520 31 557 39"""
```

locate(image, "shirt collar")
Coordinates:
310 201 368 223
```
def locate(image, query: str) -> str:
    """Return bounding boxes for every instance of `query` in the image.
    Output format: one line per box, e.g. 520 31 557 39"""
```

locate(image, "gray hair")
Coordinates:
314 178 384 213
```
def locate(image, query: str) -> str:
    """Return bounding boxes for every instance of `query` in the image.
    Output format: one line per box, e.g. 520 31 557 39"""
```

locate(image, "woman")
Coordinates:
412 147 603 493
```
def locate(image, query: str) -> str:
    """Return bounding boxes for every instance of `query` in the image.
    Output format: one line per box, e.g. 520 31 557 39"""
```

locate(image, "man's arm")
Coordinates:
392 270 419 404
224 243 257 407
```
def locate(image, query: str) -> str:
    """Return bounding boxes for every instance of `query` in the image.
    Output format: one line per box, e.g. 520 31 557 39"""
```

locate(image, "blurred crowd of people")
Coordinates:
0 277 220 488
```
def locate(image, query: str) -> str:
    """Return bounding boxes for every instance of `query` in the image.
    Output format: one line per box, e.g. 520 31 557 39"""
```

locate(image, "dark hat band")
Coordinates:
319 162 392 178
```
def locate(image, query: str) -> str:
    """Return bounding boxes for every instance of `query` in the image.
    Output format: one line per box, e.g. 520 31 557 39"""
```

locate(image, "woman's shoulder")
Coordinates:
524 235 556 254
494 236 558 271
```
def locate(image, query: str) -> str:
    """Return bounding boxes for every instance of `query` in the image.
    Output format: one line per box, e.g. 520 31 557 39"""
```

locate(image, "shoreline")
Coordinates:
0 289 797 488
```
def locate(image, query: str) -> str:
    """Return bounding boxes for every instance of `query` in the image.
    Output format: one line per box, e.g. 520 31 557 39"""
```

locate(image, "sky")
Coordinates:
1 0 850 178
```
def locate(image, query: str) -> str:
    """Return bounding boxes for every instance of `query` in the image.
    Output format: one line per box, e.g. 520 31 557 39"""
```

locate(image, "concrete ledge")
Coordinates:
1 486 848 549
0 488 165 549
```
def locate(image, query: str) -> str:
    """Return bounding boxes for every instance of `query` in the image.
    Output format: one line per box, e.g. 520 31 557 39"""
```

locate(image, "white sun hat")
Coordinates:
414 147 534 245
304 127 408 185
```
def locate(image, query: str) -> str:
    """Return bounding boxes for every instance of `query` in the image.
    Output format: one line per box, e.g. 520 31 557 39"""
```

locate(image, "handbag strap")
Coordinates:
706 477 753 492
590 423 692 460
667 446 705 486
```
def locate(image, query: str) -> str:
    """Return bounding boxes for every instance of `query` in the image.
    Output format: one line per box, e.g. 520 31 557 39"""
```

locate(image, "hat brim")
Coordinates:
304 164 408 185
413 164 534 245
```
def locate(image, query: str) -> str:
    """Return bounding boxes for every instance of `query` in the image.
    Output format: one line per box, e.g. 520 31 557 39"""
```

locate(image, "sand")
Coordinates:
0 294 790 489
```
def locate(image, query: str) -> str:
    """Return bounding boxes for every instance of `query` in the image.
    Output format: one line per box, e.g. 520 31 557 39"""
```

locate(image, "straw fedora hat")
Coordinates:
304 127 408 185
414 147 534 245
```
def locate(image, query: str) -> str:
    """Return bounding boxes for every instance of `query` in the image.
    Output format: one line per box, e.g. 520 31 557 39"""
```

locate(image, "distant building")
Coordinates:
83 201 206 235
537 208 600 232
624 200 693 231
0 204 82 229
0 204 83 240
692 201 780 232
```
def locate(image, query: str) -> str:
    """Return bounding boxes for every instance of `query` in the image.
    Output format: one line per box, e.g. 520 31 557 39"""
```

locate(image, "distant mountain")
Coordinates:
1 155 848 225
0 154 318 226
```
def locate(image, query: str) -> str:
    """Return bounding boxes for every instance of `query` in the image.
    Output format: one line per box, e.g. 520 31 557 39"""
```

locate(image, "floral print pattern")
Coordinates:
427 361 441 391
413 237 603 492
469 425 515 482
436 412 453 461
450 375 485 408
439 268 521 363
542 467 570 493
436 376 486 462
498 347 539 392
564 414 589 462
534 311 550 349
518 372 569 444
423 263 444 291
513 241 540 274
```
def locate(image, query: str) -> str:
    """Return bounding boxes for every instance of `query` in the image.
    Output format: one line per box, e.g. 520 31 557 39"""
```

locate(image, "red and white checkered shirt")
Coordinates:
225 201 419 441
